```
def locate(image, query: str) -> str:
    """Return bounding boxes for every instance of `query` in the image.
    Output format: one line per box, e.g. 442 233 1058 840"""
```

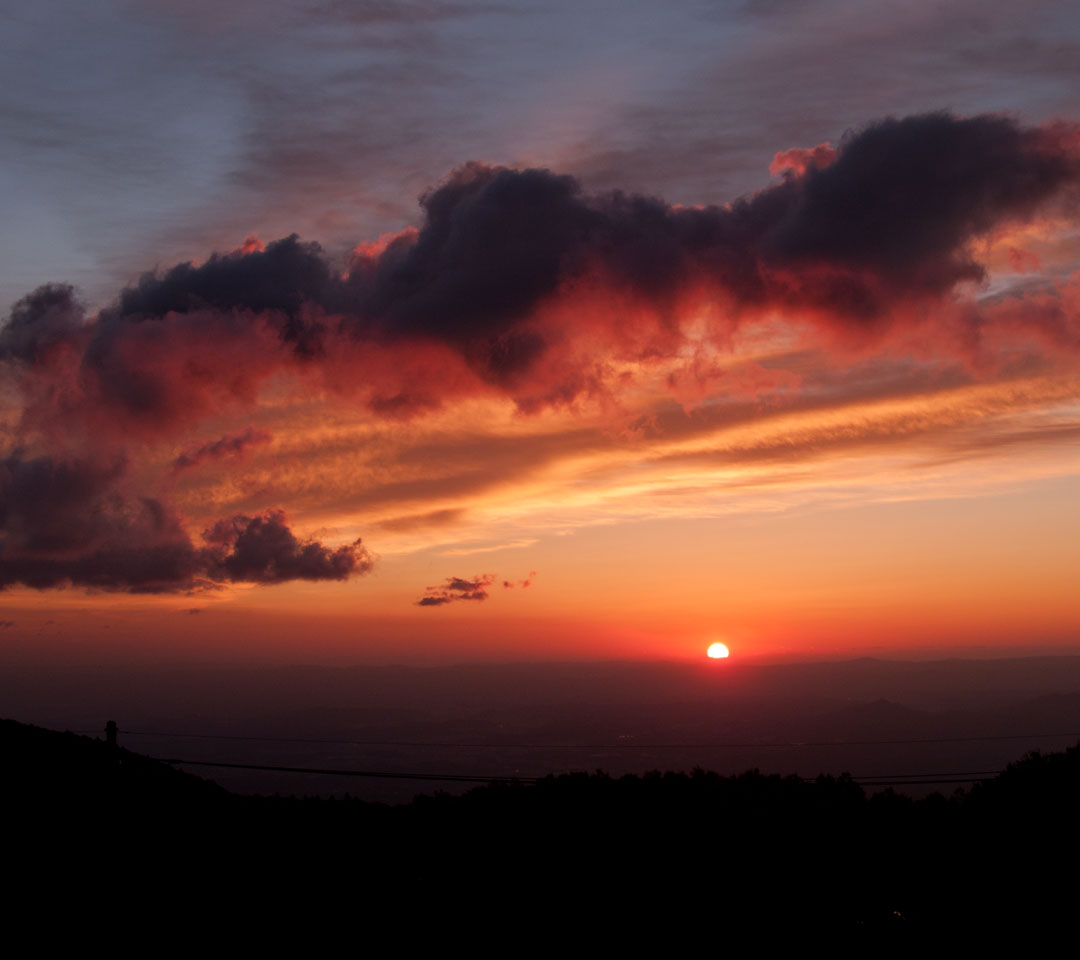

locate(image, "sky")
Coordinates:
1 0 1079 666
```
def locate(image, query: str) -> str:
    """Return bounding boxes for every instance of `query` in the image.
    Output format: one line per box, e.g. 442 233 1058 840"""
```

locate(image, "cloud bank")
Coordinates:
2 111 1078 593
0 454 370 592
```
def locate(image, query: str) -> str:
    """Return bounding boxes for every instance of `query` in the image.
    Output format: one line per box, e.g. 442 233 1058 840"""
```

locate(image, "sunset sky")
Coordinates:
2 0 1079 665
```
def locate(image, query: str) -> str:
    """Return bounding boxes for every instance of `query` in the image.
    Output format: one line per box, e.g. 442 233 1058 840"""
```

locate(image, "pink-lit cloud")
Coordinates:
2 111 1079 595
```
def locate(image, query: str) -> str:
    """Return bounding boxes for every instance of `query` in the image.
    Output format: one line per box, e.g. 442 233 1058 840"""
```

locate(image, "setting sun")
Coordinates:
707 642 730 659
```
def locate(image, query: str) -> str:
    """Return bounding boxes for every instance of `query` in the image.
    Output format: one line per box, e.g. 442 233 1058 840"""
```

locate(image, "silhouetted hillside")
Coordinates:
1 717 225 806
5 716 1080 936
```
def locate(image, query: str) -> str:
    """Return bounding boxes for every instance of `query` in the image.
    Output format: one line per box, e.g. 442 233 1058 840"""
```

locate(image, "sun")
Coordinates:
706 642 730 659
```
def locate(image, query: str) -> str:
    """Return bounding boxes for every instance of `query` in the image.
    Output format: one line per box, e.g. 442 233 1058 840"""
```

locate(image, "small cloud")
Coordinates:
416 573 496 607
184 608 202 615
235 234 264 255
0 620 14 628
769 141 837 178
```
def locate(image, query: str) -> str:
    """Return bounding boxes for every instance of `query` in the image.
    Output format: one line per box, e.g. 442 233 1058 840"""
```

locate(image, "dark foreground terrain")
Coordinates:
4 717 1078 942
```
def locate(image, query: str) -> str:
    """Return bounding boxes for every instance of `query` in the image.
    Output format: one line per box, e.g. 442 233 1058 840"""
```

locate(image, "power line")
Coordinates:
76 723 1066 789
851 769 1001 780
156 755 1003 787
853 777 991 786
158 757 541 784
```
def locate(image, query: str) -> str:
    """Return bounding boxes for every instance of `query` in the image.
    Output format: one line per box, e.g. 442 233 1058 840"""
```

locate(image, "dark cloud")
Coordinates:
202 510 371 584
763 113 1080 301
72 297 293 436
172 427 271 473
354 164 595 336
116 234 334 352
345 111 1080 356
0 453 129 556
0 454 371 593
39 111 1076 418
0 464 205 593
416 573 495 606
0 284 86 366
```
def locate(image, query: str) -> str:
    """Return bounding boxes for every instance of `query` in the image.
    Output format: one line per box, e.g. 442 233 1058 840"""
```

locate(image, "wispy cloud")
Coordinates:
442 539 538 556
172 427 271 474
